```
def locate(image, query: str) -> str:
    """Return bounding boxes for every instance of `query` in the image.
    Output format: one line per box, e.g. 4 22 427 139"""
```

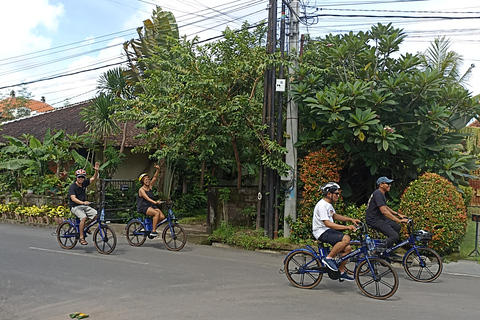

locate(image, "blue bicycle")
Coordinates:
56 201 117 255
125 202 186 251
346 218 442 282
281 222 399 300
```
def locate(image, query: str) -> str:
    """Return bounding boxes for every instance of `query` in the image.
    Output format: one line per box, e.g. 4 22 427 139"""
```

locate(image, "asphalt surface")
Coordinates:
1 220 480 320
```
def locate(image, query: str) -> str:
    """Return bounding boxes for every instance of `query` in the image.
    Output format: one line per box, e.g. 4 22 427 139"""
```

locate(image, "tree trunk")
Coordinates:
231 136 242 188
103 136 108 163
119 121 128 155
182 177 187 194
200 159 206 191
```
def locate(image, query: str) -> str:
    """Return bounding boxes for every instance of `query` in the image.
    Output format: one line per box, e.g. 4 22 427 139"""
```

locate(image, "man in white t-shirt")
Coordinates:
313 182 361 281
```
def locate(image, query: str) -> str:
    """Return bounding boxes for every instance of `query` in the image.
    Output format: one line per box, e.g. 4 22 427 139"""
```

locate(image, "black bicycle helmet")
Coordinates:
321 182 340 195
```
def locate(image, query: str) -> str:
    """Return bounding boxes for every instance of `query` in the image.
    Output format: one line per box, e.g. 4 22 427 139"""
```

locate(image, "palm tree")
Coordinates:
419 36 474 85
96 67 132 155
80 93 120 162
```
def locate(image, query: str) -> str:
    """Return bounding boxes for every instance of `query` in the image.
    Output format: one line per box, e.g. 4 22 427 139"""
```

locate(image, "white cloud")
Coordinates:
0 0 64 58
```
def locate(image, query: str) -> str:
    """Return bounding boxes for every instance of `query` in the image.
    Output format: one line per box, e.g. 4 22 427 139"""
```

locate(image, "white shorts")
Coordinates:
71 205 97 220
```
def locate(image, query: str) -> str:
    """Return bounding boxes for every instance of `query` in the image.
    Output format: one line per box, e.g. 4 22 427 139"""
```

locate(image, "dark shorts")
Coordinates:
318 229 346 245
137 203 158 215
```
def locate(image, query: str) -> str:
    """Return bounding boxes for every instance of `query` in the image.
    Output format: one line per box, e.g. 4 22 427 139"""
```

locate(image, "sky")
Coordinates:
0 0 479 108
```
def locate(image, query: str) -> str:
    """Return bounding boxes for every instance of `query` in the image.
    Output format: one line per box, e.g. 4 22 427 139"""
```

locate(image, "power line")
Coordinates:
0 61 127 90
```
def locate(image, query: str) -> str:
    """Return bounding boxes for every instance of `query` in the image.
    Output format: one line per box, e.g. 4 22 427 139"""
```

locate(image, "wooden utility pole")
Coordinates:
263 0 277 238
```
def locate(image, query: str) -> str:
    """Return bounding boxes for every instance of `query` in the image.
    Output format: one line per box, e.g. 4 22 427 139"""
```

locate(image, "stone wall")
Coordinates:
2 194 65 207
207 186 258 233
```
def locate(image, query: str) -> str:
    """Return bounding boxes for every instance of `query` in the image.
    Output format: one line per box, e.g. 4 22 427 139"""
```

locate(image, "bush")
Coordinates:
209 223 273 250
459 185 473 207
399 173 467 255
174 186 207 217
287 148 344 242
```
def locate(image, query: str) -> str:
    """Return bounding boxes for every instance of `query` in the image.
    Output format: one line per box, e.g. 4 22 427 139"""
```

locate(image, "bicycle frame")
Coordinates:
127 207 176 234
284 236 382 278
372 219 431 265
62 202 109 240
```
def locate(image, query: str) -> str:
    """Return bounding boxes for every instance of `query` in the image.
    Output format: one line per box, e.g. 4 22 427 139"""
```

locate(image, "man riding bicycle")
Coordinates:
68 163 100 245
312 182 361 281
365 177 408 259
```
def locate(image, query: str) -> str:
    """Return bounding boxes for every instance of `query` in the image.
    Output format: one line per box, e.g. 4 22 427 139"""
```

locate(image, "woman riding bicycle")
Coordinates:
137 164 165 237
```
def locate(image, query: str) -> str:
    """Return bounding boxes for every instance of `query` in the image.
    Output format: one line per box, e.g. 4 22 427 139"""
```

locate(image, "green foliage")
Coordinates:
459 185 473 207
294 23 480 202
287 148 345 242
122 22 286 189
399 172 467 255
0 129 84 195
209 223 276 250
174 186 207 217
100 146 126 179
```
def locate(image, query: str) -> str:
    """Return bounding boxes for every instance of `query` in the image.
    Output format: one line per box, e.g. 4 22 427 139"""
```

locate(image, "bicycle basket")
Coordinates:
414 230 432 242
372 239 387 254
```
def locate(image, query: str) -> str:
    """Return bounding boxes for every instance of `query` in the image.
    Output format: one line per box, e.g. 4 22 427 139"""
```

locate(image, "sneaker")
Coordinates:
321 257 338 271
150 231 159 237
339 272 355 282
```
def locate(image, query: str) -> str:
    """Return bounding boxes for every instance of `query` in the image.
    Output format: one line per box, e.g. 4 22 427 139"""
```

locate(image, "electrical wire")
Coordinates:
2 0 480 102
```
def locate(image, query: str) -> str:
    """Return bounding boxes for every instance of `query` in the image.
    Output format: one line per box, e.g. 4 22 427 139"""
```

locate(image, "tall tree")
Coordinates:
124 23 287 189
123 6 179 90
96 67 133 155
292 23 480 201
80 94 120 162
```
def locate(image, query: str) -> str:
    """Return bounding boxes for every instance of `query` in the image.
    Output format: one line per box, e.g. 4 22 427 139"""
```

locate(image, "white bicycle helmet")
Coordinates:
321 182 340 195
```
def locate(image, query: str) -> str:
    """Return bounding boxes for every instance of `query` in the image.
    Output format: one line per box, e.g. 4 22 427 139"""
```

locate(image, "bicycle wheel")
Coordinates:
355 257 399 300
284 251 323 289
56 221 78 249
162 223 187 251
126 220 147 247
93 225 117 254
404 247 442 282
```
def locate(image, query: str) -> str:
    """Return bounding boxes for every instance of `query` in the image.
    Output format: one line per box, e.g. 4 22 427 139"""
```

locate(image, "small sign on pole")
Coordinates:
276 79 286 92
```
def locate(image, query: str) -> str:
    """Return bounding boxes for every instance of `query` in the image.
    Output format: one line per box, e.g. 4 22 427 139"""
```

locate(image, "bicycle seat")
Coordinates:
315 239 333 248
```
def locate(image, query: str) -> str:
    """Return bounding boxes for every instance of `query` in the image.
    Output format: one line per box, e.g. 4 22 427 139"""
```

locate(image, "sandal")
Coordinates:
79 239 88 245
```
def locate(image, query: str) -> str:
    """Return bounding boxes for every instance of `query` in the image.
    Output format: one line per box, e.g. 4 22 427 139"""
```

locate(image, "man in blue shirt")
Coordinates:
366 177 408 253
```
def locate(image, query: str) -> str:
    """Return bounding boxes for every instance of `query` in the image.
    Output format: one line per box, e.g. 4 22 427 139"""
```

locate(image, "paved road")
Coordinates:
1 223 480 320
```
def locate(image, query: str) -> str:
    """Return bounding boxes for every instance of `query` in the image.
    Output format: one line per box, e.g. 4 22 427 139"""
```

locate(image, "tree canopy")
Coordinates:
122 23 287 188
292 23 480 201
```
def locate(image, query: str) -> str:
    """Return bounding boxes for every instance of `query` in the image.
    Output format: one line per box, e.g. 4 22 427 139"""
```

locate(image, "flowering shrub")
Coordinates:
399 173 467 255
10 204 69 223
287 148 344 242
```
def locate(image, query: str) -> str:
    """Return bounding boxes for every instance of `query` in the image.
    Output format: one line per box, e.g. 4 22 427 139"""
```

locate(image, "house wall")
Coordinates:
111 149 152 180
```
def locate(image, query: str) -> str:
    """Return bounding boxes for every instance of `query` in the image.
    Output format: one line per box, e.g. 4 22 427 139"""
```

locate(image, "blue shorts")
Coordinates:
318 229 346 245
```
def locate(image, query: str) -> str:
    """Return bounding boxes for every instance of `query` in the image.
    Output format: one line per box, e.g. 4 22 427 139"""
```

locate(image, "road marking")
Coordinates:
443 271 480 278
28 247 149 265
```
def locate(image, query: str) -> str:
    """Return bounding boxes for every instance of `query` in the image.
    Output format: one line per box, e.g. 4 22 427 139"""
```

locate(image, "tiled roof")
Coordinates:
0 100 145 147
468 120 480 128
0 97 54 117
